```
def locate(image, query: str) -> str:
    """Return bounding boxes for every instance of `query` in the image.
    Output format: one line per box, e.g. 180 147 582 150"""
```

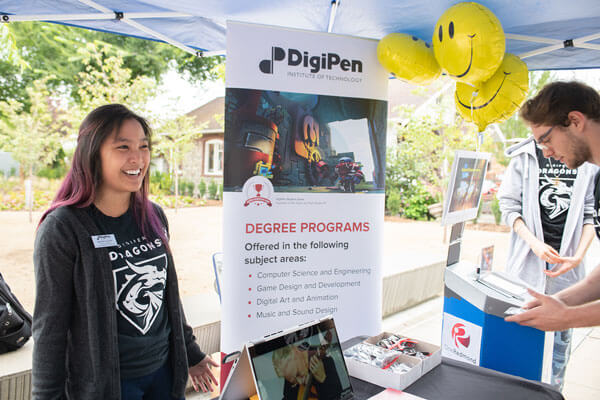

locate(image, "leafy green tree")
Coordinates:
153 114 206 210
0 77 69 220
73 42 156 121
387 101 477 219
1 22 222 110
0 25 29 108
0 77 67 179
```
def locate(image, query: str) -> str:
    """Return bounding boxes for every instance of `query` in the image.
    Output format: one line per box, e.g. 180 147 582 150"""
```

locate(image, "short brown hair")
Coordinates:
520 81 600 127
272 345 293 377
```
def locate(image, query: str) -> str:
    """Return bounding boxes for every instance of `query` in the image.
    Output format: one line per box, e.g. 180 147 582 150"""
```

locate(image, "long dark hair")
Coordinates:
40 104 169 248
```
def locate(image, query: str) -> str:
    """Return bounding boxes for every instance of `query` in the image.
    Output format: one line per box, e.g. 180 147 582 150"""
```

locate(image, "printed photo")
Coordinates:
224 88 387 193
448 157 488 213
480 245 494 274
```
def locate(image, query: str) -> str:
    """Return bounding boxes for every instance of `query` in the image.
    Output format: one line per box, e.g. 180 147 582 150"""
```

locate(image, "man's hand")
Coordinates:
309 356 326 383
505 289 571 331
189 356 219 393
545 256 582 278
530 239 564 265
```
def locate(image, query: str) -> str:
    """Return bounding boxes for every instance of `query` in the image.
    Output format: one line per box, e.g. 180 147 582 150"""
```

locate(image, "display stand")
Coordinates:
442 222 551 381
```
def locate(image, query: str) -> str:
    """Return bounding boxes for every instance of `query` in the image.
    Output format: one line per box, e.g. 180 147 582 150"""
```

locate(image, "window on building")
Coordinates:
205 139 224 175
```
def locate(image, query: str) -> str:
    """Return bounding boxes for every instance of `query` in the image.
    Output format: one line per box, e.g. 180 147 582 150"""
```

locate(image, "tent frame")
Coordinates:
1 0 599 63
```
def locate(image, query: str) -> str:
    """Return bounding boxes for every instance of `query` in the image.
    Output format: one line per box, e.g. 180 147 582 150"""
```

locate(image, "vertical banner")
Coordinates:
222 21 388 352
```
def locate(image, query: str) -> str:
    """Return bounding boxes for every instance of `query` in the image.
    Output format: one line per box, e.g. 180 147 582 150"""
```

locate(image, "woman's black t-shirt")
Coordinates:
86 204 170 379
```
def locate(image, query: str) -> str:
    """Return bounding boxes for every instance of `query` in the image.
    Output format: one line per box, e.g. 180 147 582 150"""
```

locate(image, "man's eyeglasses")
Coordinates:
534 126 554 150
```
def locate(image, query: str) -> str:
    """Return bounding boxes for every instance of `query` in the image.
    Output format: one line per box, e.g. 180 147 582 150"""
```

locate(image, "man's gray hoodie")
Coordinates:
497 138 597 294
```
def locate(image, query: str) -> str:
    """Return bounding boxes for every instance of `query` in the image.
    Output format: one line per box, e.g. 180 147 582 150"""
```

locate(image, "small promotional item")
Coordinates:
220 316 354 400
343 332 441 391
478 245 494 276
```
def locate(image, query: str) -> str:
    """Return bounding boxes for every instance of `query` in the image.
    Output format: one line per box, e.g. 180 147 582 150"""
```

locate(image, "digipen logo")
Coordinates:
451 323 471 348
259 47 286 74
259 46 363 74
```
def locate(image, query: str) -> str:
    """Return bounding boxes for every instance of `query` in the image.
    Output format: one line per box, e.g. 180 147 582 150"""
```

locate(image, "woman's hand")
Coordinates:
530 239 563 265
189 356 219 393
545 256 582 278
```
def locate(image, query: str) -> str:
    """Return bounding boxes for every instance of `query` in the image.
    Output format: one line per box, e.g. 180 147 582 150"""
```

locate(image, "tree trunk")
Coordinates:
174 152 179 213
26 167 33 223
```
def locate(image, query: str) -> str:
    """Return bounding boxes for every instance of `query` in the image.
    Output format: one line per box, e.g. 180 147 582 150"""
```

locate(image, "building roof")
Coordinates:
186 81 445 130
186 96 225 132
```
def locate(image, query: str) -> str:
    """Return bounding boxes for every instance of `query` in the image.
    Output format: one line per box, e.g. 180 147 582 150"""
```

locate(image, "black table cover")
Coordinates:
343 336 564 400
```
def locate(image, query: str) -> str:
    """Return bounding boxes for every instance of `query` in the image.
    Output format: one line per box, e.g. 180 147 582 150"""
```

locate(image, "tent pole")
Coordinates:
121 17 202 57
74 0 203 57
0 12 191 22
505 33 561 45
518 44 564 59
327 0 339 33
576 43 600 51
511 31 600 59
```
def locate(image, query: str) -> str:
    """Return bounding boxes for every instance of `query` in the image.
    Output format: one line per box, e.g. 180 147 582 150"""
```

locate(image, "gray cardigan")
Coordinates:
32 205 205 399
498 139 597 294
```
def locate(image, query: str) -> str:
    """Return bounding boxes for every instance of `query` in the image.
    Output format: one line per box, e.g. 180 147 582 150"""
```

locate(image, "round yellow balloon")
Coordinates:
455 53 529 131
377 33 441 85
432 2 505 86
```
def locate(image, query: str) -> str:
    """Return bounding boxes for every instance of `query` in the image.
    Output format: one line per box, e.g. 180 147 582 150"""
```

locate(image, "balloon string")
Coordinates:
469 90 481 152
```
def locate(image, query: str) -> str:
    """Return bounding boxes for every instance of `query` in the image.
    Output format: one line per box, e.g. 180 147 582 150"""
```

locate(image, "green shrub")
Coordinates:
37 164 67 179
218 183 223 200
208 180 218 199
36 148 67 179
386 189 402 215
403 185 435 220
150 170 173 194
491 195 502 225
180 180 195 197
198 180 207 198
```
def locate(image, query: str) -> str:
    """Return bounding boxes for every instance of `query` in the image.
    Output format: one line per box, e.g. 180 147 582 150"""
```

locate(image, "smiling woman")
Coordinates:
32 104 219 400
95 118 151 217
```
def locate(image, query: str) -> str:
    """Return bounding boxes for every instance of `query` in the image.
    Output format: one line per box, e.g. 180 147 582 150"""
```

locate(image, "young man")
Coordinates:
505 81 600 331
498 134 596 389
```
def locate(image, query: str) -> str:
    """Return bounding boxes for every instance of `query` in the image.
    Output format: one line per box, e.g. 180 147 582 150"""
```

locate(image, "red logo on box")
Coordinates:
451 323 470 348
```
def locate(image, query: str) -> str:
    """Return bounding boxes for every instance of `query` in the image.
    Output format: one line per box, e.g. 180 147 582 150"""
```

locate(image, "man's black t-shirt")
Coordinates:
86 204 170 379
536 147 577 252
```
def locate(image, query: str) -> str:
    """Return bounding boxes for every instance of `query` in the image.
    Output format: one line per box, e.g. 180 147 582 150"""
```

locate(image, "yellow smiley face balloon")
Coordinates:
433 2 505 86
377 33 441 85
455 53 529 131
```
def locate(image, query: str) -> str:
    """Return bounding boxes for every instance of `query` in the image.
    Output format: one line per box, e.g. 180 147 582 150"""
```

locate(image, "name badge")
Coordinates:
91 234 118 248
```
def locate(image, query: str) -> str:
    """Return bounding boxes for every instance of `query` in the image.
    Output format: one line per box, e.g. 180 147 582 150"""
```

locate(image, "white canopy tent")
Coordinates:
1 0 600 71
